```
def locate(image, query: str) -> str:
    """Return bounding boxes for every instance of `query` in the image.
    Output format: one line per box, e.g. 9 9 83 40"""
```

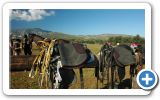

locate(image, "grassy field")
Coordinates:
86 44 102 54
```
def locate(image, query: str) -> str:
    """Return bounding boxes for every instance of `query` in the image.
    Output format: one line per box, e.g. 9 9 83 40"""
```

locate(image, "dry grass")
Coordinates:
10 71 40 89
10 69 103 89
87 44 102 54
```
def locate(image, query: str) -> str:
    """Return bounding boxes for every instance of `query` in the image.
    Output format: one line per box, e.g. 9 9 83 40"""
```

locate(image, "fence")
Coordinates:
10 55 36 71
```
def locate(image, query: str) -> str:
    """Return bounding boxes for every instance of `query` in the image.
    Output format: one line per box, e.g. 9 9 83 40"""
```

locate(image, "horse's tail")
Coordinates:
95 47 106 81
99 46 105 73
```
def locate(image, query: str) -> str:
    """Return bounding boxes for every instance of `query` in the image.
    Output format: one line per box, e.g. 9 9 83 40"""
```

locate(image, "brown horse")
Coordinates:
134 45 145 74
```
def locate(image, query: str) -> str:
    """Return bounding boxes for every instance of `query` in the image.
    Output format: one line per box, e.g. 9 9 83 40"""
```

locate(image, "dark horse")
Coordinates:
22 34 32 55
28 33 99 89
99 43 137 89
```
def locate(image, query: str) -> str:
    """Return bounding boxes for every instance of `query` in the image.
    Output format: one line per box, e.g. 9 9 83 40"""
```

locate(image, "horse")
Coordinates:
99 43 137 89
28 33 45 47
130 44 145 74
22 34 33 55
28 34 99 89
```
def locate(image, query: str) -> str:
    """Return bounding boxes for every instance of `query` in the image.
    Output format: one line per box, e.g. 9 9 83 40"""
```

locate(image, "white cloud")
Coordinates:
10 9 55 21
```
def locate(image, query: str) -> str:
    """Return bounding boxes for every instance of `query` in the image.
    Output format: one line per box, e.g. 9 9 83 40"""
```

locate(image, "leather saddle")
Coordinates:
113 45 136 67
56 39 88 67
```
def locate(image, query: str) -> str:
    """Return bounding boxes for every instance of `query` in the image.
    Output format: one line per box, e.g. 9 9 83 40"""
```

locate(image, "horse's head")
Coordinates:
28 33 36 42
98 43 113 72
101 43 113 57
28 33 45 45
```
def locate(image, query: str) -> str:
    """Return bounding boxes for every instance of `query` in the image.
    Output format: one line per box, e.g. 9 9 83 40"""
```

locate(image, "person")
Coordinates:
22 34 32 55
130 43 139 52
10 39 13 56
13 38 21 56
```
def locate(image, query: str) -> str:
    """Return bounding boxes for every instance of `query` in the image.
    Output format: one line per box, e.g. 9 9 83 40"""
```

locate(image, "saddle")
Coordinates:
57 40 87 67
113 45 136 67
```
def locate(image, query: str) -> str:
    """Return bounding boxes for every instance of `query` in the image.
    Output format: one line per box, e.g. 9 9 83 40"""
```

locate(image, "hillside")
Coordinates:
11 28 78 39
80 33 132 40
10 28 132 41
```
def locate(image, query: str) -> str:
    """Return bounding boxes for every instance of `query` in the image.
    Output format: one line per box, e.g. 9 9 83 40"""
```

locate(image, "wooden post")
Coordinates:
10 55 36 71
111 66 115 89
79 68 84 89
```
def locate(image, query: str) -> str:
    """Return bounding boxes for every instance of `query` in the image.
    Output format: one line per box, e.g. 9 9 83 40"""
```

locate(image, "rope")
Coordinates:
29 39 56 88
29 49 45 78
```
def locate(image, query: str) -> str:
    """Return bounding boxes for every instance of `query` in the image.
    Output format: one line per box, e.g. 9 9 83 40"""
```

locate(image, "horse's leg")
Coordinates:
96 75 99 89
111 66 115 89
130 64 137 89
117 67 125 89
94 57 99 89
114 66 120 85
28 46 32 55
118 67 125 82
100 56 105 87
79 68 84 89
118 65 134 89
59 68 75 89
106 66 109 88
135 52 144 75
48 65 55 89
24 47 27 55
127 65 132 89
95 66 99 89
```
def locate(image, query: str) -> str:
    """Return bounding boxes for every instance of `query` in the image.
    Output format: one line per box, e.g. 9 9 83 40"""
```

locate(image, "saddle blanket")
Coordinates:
87 53 95 64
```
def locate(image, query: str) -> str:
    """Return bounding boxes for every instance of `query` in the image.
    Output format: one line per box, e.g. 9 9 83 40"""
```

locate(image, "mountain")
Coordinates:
11 28 50 37
80 33 132 40
11 28 79 39
10 28 133 40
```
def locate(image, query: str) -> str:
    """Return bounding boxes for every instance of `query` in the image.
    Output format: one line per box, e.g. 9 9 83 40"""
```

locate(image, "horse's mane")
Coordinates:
28 33 45 45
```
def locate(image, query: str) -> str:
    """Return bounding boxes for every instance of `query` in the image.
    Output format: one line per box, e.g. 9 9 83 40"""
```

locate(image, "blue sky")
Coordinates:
10 9 145 37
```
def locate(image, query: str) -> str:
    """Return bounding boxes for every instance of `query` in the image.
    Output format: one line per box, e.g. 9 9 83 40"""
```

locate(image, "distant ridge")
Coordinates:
11 28 133 40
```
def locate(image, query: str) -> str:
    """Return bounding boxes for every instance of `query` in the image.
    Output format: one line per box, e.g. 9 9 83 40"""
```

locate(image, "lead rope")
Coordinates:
29 40 58 88
40 40 55 88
